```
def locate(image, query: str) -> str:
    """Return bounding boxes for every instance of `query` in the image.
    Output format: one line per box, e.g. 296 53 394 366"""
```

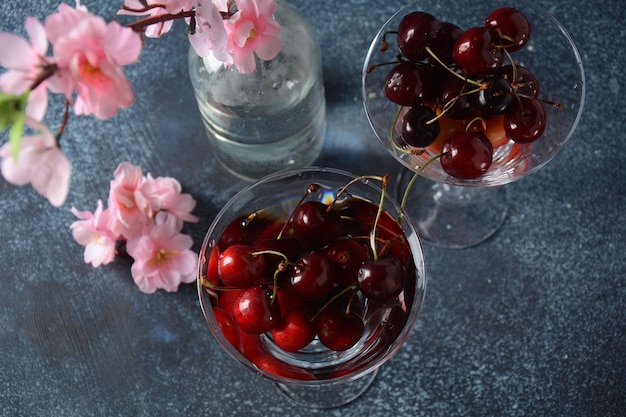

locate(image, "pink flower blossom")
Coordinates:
188 0 232 64
126 222 198 293
44 3 142 119
225 0 282 73
0 17 50 120
139 173 199 230
107 162 150 238
70 200 117 267
0 119 71 207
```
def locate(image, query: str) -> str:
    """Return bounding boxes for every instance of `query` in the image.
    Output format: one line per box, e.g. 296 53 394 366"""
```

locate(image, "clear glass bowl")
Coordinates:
362 0 585 248
197 167 426 408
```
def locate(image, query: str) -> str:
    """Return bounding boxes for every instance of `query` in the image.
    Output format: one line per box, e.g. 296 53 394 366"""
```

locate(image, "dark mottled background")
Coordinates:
1 1 624 416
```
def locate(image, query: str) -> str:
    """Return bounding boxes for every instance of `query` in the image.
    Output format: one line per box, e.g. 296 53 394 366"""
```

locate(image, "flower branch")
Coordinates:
0 0 282 207
0 0 284 294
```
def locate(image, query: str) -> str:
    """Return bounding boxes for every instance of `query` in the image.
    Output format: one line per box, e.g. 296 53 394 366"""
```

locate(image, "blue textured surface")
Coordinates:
1 1 625 416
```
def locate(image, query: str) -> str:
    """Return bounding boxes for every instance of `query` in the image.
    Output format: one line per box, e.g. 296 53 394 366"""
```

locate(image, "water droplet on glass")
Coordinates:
272 75 284 89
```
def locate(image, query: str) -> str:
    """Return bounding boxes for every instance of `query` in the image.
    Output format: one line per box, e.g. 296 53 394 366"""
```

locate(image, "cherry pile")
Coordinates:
371 7 561 179
199 179 417 380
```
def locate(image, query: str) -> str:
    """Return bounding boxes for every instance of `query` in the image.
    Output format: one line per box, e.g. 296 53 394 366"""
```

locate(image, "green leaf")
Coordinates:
0 92 29 157
9 111 26 160
0 95 17 131
0 92 21 104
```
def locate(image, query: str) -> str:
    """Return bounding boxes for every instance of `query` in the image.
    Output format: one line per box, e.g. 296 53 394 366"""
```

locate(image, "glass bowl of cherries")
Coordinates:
362 0 585 248
197 167 426 408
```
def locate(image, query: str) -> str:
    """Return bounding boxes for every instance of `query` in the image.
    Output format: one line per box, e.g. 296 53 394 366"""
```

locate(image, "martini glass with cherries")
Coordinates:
362 0 585 248
197 167 426 408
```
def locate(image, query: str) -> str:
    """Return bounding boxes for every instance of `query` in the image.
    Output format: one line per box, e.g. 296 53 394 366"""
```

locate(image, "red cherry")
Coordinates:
275 287 307 316
378 305 409 346
237 326 266 358
271 309 316 352
217 213 273 251
232 285 279 334
500 64 540 98
213 307 241 350
430 21 463 65
396 11 443 62
453 27 503 76
315 303 364 351
218 244 266 287
401 105 440 148
504 97 546 144
441 131 494 179
485 7 531 52
383 62 425 106
292 201 342 248
357 257 404 302
338 198 403 240
476 76 514 117
256 237 306 283
251 355 316 380
324 238 370 287
216 287 243 314
437 75 477 120
205 247 220 287
289 251 334 300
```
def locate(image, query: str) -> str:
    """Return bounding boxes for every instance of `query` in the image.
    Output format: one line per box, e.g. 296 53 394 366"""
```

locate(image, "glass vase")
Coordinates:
188 1 327 181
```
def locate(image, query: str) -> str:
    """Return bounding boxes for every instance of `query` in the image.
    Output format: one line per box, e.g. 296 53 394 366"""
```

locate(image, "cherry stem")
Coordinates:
277 184 318 239
54 99 70 147
377 234 404 259
518 93 564 109
390 106 409 154
380 30 398 52
424 45 483 88
335 174 387 201
309 283 357 323
333 174 390 261
344 290 358 317
29 63 57 92
494 30 516 50
427 83 483 125
251 249 290 304
369 174 390 262
465 116 487 133
199 275 247 292
400 152 446 215
501 47 564 109
365 54 404 74
389 106 427 157
250 249 289 264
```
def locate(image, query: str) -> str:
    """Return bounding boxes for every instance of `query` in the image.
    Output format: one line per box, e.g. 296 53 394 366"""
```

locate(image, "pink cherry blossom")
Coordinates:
70 200 117 267
225 0 282 73
44 3 142 119
139 173 199 231
188 0 232 64
0 119 71 207
0 17 50 120
107 162 150 238
126 222 198 293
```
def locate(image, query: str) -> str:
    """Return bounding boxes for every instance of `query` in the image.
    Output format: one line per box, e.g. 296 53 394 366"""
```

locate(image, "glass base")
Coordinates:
397 170 508 249
275 368 378 409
